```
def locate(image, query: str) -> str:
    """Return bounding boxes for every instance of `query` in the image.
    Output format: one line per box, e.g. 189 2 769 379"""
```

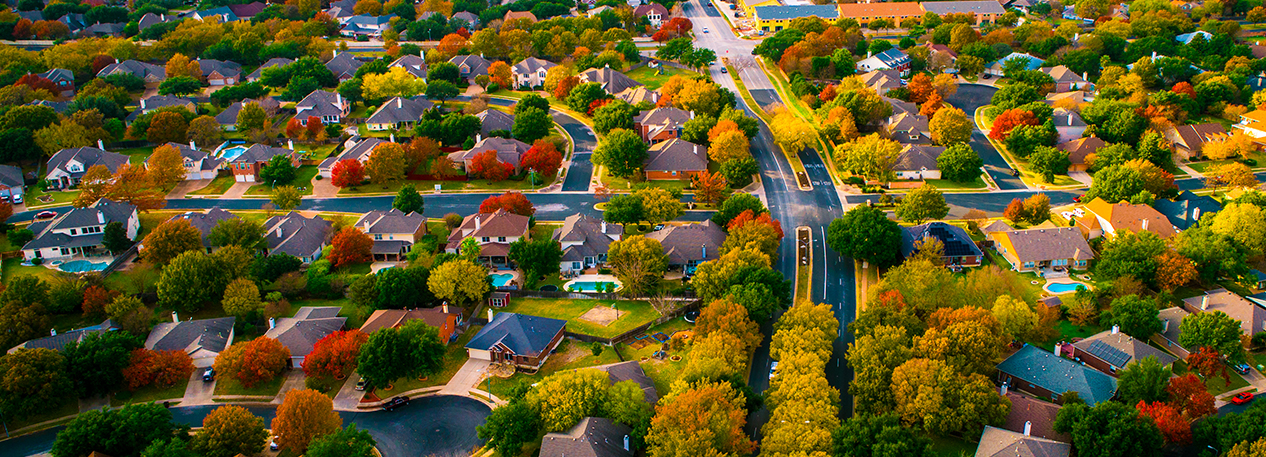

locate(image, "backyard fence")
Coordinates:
98 245 138 278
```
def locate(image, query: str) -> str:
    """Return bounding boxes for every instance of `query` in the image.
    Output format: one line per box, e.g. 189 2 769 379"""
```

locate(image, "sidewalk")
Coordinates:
441 359 490 396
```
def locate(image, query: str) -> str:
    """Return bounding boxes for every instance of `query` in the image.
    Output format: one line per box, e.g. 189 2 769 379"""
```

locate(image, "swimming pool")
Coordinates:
219 145 248 161
568 281 611 292
490 273 514 287
1045 282 1088 294
59 260 109 273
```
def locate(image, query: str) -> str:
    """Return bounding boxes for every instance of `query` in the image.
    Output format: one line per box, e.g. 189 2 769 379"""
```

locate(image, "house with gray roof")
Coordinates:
325 51 365 81
901 221 982 267
353 208 427 261
894 144 945 180
644 138 707 180
198 59 242 85
616 86 660 106
126 95 196 124
974 425 1070 457
646 220 726 273
553 213 623 274
1182 288 1266 337
996 344 1118 405
228 2 267 18
389 54 428 79
1071 327 1179 376
216 97 281 131
37 68 74 96
45 146 129 190
366 96 435 131
340 14 395 37
82 22 125 37
26 99 69 113
22 198 139 262
512 57 557 89
137 12 176 30
0 163 25 202
634 107 692 143
540 417 633 457
466 311 566 369
856 48 912 76
1153 307 1192 359
886 111 929 144
1153 190 1221 231
920 0 1006 24
589 361 657 404
264 306 346 366
579 66 643 95
263 212 331 264
319 138 392 178
986 227 1094 273
165 208 237 252
8 319 119 354
1052 108 1087 143
247 57 295 82
476 109 515 136
295 89 350 125
452 11 479 26
450 55 493 83
146 141 223 180
448 137 532 174
97 59 166 83
145 316 236 368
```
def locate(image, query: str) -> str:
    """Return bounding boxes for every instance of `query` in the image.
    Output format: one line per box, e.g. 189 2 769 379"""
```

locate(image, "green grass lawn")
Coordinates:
598 167 691 193
481 341 623 399
189 174 237 196
924 176 988 190
116 146 155 159
497 298 661 339
112 378 189 407
6 397 78 431
624 65 700 90
2 257 67 285
245 166 320 196
26 187 81 208
1036 320 1105 351
213 372 286 398
305 375 350 399
930 434 977 457
530 223 560 240
370 326 479 398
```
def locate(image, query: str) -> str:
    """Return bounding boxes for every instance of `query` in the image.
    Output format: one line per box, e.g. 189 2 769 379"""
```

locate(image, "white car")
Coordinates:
703 27 709 33
269 436 279 451
769 361 778 379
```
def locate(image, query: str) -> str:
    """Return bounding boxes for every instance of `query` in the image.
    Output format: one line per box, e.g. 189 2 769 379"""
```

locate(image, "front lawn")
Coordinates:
598 167 691 194
115 146 156 159
112 378 189 406
496 298 661 339
625 65 700 90
369 326 479 398
336 177 545 195
245 166 320 196
6 397 78 431
26 187 81 208
924 176 988 190
213 372 286 398
188 174 237 196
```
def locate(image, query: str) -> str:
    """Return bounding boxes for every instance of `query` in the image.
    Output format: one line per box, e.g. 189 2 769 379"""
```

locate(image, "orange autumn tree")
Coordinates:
988 109 1039 140
818 84 837 102
469 149 514 182
519 139 563 179
1154 251 1197 290
1165 374 1217 419
920 91 945 116
1186 346 1231 387
82 285 118 318
330 159 365 188
726 209 784 238
691 169 729 205
327 226 373 268
479 191 535 216
646 381 756 456
215 337 291 388
553 76 579 100
488 61 512 88
302 330 368 379
1137 401 1191 444
272 388 342 452
122 348 195 390
438 33 468 56
906 73 934 104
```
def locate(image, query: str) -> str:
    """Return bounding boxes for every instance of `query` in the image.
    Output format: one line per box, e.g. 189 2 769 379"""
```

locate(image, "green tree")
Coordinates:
990 296 1038 341
425 80 459 103
0 348 71 419
592 99 637 134
63 331 141 398
834 133 902 181
928 107 972 146
1029 146 1071 183
566 82 608 113
832 413 933 457
895 184 949 223
526 369 612 431
607 235 668 296
509 238 562 285
603 194 644 224
427 259 488 307
1180 311 1247 362
192 405 268 457
1085 164 1144 203
593 129 648 178
1207 203 1266 258
847 325 912 415
828 205 903 268
356 320 445 389
221 278 262 317
259 154 297 186
1107 294 1162 339
235 102 266 132
1116 356 1172 405
711 193 766 227
271 185 302 211
634 186 681 224
1055 401 1163 457
1175 226 1249 284
102 221 132 254
477 401 541 456
51 403 178 457
392 183 424 213
306 424 377 457
1096 231 1167 285
157 250 232 312
208 217 265 250
158 76 202 96
512 106 553 143
936 143 983 183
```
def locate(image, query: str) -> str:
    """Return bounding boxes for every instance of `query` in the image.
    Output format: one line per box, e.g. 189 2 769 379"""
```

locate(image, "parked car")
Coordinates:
703 27 709 33
269 436 279 451
355 379 367 391
35 210 56 219
1233 362 1252 375
1231 392 1255 405
382 395 410 411
721 67 728 73
202 368 214 382
769 361 778 379
11 194 21 204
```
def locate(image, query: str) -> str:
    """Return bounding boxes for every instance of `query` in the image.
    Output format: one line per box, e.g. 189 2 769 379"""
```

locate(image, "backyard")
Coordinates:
625 65 700 90
495 297 662 339
480 339 622 399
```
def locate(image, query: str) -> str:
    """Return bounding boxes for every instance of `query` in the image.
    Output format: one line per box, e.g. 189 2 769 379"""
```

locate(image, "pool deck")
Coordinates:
1043 277 1092 295
563 274 623 293
489 269 522 288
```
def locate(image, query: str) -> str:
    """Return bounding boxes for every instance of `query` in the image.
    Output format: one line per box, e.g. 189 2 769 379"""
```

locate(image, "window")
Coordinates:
498 237 506 242
374 234 383 240
70 228 77 235
482 237 490 242
572 262 581 269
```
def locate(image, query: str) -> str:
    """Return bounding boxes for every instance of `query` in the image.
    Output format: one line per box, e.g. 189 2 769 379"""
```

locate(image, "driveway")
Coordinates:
182 370 215 406
440 359 490 396
311 176 339 198
221 181 253 199
270 370 309 404
167 179 213 199
1068 170 1093 186
332 372 365 411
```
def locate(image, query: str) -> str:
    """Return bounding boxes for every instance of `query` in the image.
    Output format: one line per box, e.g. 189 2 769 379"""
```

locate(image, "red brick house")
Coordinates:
228 143 301 183
633 107 692 143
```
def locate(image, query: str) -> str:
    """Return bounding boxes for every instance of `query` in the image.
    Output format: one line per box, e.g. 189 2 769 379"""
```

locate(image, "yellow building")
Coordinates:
836 2 924 26
741 0 780 18
753 4 839 32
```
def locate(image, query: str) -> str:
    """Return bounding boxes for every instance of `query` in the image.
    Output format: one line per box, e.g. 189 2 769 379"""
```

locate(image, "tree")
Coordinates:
391 184 424 214
214 337 290 388
361 68 425 100
604 194 645 223
146 111 189 144
1097 231 1167 285
592 99 636 135
1164 374 1215 420
306 425 377 457
525 369 612 431
0 348 71 420
271 389 342 452
712 193 767 227
51 403 178 457
692 170 729 206
63 331 140 398
427 259 488 307
425 80 459 103
470 149 514 182
123 348 193 391
646 382 755 457
146 145 187 189
936 143 983 183
1107 294 1162 339
236 102 266 132
929 107 972 146
895 184 949 223
193 405 268 457
832 413 933 457
327 227 373 268
158 76 202 96
991 295 1038 341
828 205 903 268
1136 401 1190 445
271 185 302 211
1206 162 1259 189
607 236 668 296
509 238 562 283
593 129 648 178
634 186 682 224
141 219 205 266
221 278 262 317
208 218 264 250
1117 356 1173 405
356 321 445 388
834 133 902 182
1029 146 1071 183
1207 203 1266 257
479 191 535 216
478 401 541 456
890 358 1009 436
100 221 132 254
1187 346 1231 387
330 159 365 188
259 154 297 186
848 325 912 415
512 107 553 143
567 82 609 113
710 129 750 164
302 330 368 379
520 140 563 180
1180 311 1246 362
1054 401 1163 457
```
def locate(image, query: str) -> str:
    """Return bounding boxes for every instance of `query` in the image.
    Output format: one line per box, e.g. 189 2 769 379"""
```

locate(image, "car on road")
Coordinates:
35 210 56 219
721 67 728 73
269 436 280 451
769 361 778 379
202 368 214 382
355 379 367 391
703 27 709 33
382 395 411 411
1233 362 1252 375
1231 392 1255 405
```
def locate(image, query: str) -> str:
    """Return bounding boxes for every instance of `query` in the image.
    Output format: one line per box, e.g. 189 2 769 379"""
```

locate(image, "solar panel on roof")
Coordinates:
927 225 978 257
1086 340 1132 368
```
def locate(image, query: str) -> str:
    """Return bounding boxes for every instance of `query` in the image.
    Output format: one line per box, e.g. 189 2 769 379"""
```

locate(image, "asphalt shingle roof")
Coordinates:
167 208 236 248
974 425 1070 457
263 211 332 259
996 344 1118 406
579 67 643 95
645 220 725 265
23 198 135 251
366 96 434 125
467 312 566 357
264 306 346 358
539 417 633 457
476 109 515 136
644 138 707 173
353 208 426 235
146 317 236 354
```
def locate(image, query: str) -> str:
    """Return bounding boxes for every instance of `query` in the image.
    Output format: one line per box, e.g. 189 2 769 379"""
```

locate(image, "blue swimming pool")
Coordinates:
59 260 108 273
219 145 248 161
568 281 609 292
1046 282 1087 294
490 273 514 287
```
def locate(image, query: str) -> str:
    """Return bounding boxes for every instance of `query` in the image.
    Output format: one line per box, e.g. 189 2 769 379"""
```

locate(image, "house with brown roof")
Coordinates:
1057 136 1104 172
166 207 236 252
987 227 1093 273
615 86 660 106
858 69 902 94
446 209 531 265
579 66 644 95
974 425 1070 457
646 220 726 273
264 306 346 366
1077 197 1176 240
1001 391 1068 443
634 3 669 26
1071 327 1179 376
644 138 708 180
553 213 623 273
1181 289 1266 337
1153 307 1192 358
1052 108 1087 143
503 10 537 22
353 208 427 261
1041 65 1093 92
633 107 693 143
448 137 532 175
228 143 301 183
1164 123 1229 160
359 305 463 343
894 144 946 180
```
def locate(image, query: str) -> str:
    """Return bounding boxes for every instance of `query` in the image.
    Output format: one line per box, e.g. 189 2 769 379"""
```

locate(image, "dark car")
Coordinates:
202 368 214 382
1072 195 1082 203
35 210 57 219
382 395 410 411
1233 362 1252 375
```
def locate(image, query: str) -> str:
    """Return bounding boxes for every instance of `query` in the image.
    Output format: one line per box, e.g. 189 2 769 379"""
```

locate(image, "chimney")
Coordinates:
172 311 179 323
624 435 630 451
689 111 695 119
1202 295 1209 310
601 221 607 233
475 215 481 230
140 99 146 109
1142 218 1148 231
701 245 706 259
269 317 276 329
1162 319 1169 332
1073 32 1079 41
694 144 698 155
97 139 105 149
476 134 482 143
397 98 402 109
1054 343 1062 357
1151 51 1157 59
336 93 343 106
190 140 196 150
1068 114 1073 126
868 50 872 58
390 133 395 143
1000 383 1008 395
487 308 494 321
1111 324 1119 334
1023 421 1032 436
288 139 294 150
333 50 338 57
50 328 57 336
442 302 450 314
1082 71 1088 81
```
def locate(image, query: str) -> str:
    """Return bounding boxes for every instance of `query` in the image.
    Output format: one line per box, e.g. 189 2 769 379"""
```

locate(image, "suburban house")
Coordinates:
1070 327 1179 377
228 2 267 18
125 95 197 123
452 11 479 26
856 48 912 76
27 99 68 113
1176 30 1213 44
633 2 668 26
263 306 346 367
1051 108 1087 143
165 207 237 253
1233 109 1266 145
1077 198 1177 240
974 426 1070 457
137 12 177 30
146 142 223 180
503 10 538 22
616 86 660 106
859 69 903 93
340 14 395 38
197 59 242 85
450 55 493 83
633 107 693 143
246 57 294 82
884 96 919 117
465 311 567 369
1164 123 1228 160
193 6 238 22
37 68 75 96
389 54 428 79
894 144 946 180
579 66 644 95
1041 66 1093 92
752 5 839 33
445 209 531 265
886 112 929 144
216 97 281 131
1153 190 1221 231
318 137 389 178
835 2 923 26
985 53 1044 77
540 417 634 457
360 305 463 343
646 220 726 273
553 213 623 273
925 43 958 66
352 208 427 261
448 137 532 174
263 212 332 264
366 96 435 131
1181 289 1266 336
476 109 515 136
145 316 236 368
511 57 557 89
644 138 708 180
900 222 983 267
325 51 365 81
96 59 166 84
996 344 1118 405
1057 136 1104 172
22 198 139 262
1154 307 1193 358
590 361 659 404
987 227 1094 273
1001 391 1068 443
8 319 119 354
1045 91 1090 108
0 164 25 202
920 0 1005 24
227 143 301 183
295 90 351 125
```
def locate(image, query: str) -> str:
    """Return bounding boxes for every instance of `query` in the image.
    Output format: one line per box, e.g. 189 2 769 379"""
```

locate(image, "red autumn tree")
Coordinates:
656 94 674 108
12 19 31 40
454 27 471 38
726 209 784 239
149 349 195 387
469 149 514 182
1166 374 1217 419
16 74 57 93
520 139 563 178
301 330 368 379
122 348 157 390
1137 401 1192 444
876 289 908 310
81 285 118 318
305 116 324 140
91 54 116 74
1154 251 1198 291
479 191 535 216
818 84 837 102
1003 197 1026 222
330 159 365 188
988 109 1039 140
553 76 580 100
285 117 305 139
692 169 729 205
1187 346 1231 387
587 98 610 115
1172 81 1196 99
652 17 693 41
327 226 373 268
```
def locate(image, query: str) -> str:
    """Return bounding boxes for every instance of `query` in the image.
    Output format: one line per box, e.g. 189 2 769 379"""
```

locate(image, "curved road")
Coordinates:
0 395 491 457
